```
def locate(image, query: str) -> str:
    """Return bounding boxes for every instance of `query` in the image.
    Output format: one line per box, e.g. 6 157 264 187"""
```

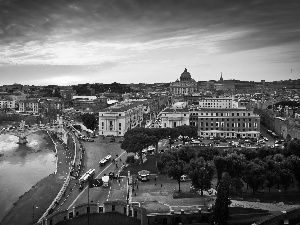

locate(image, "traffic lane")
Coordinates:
260 125 276 145
74 177 127 207
64 151 126 211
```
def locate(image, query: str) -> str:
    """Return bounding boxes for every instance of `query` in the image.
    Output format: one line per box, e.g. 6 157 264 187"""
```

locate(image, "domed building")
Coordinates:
170 68 198 94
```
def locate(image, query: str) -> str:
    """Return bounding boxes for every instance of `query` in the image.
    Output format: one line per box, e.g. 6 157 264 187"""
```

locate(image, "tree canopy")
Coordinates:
121 133 157 164
81 113 97 130
188 157 214 196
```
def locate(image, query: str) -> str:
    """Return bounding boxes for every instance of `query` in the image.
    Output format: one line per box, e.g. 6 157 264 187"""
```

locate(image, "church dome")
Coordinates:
180 68 192 81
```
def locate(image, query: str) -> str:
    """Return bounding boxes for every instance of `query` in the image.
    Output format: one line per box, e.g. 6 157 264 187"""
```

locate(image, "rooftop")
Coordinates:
100 101 144 113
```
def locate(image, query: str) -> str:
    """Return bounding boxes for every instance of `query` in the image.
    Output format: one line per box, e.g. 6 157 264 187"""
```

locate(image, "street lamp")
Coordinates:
169 136 172 149
33 205 38 224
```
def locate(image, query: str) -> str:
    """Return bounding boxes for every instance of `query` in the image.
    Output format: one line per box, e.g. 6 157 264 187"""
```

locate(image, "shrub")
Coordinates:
156 160 165 173
126 155 135 164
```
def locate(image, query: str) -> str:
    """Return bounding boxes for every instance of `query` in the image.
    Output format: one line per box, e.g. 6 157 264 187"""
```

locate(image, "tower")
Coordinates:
220 72 223 81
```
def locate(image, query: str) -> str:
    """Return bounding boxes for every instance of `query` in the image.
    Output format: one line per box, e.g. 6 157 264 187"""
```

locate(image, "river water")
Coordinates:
0 131 56 222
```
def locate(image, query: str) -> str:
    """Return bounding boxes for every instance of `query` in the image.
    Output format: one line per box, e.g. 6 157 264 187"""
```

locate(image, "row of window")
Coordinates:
199 118 257 121
200 122 258 128
168 112 253 117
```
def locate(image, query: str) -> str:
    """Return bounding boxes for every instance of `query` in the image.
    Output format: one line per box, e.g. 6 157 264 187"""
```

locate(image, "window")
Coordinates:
119 114 121 116
112 205 115 212
184 114 186 116
254 123 257 128
249 123 251 127
216 122 219 127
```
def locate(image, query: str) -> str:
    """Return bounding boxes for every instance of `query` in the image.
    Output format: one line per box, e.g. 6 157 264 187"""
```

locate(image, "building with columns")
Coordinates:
98 101 144 136
170 68 198 95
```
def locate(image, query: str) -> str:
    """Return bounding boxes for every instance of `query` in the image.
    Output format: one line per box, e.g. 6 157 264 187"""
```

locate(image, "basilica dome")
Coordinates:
180 68 192 82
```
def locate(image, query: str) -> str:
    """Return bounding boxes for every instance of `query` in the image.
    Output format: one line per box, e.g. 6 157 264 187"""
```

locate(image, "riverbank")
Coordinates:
1 133 71 225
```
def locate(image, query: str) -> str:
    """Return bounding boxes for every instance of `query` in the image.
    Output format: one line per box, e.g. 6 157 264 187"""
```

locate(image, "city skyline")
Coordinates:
0 0 300 85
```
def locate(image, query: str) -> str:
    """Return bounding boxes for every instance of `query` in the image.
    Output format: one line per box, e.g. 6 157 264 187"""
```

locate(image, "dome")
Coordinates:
180 68 192 82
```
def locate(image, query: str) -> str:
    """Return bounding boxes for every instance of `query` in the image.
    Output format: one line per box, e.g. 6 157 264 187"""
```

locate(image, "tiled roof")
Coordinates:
100 101 144 112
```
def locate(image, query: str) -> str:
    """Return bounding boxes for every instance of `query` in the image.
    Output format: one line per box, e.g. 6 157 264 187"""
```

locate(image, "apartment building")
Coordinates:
161 107 260 139
19 100 40 114
0 99 16 109
197 108 260 138
198 97 233 109
98 101 144 136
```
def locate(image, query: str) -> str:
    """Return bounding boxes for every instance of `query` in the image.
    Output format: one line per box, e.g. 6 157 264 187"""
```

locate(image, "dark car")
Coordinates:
108 172 114 179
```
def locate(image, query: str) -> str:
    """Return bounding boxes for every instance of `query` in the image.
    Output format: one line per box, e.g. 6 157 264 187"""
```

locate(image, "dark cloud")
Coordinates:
0 0 300 52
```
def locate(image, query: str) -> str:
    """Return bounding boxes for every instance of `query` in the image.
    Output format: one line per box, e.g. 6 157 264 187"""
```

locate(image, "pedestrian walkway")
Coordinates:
230 200 299 211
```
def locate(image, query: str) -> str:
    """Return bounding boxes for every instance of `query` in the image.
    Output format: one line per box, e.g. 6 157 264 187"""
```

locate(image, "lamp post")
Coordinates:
33 205 38 224
169 136 172 149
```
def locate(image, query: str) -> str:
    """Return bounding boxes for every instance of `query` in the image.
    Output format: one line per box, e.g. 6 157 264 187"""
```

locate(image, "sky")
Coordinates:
0 0 300 85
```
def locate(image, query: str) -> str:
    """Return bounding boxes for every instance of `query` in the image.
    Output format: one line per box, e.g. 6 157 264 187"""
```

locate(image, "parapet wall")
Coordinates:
42 201 146 225
256 207 300 225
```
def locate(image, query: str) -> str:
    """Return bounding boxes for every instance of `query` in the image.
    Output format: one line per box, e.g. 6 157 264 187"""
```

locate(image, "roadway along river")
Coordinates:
0 132 56 222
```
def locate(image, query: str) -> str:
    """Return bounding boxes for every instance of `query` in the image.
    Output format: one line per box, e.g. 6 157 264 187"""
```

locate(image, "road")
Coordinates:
53 135 129 213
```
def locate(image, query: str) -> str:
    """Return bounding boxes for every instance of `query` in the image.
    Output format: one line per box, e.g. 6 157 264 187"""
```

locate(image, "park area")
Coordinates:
120 140 300 225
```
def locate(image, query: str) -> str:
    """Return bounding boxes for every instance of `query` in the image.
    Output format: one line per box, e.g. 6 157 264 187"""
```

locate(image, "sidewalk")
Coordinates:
1 134 71 225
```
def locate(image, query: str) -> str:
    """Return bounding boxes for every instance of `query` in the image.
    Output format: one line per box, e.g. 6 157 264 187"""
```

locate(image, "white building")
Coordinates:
0 99 16 109
169 68 198 95
19 100 40 113
160 108 190 128
199 97 233 109
98 101 144 136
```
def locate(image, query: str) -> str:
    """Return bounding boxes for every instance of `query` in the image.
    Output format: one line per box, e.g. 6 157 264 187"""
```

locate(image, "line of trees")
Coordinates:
121 125 198 164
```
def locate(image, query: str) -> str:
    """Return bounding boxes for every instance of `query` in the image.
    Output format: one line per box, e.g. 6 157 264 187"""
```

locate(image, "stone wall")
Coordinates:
256 207 300 225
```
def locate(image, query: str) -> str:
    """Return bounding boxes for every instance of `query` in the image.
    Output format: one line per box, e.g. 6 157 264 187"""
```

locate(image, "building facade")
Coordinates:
170 68 198 95
160 108 190 128
0 99 16 109
19 100 40 114
198 97 233 109
161 107 260 139
98 101 144 136
197 108 260 138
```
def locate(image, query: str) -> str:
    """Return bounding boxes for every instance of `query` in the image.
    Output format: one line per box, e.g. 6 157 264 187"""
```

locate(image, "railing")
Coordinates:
37 128 76 224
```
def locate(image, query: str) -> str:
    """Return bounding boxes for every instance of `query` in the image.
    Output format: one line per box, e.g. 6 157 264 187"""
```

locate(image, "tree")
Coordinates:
224 152 245 179
121 133 156 164
145 128 167 154
288 155 300 190
243 160 266 195
278 168 292 191
231 177 244 195
287 139 300 157
163 150 186 192
265 171 279 192
177 146 196 163
188 157 214 196
81 113 97 130
211 173 231 225
176 125 198 144
214 156 227 186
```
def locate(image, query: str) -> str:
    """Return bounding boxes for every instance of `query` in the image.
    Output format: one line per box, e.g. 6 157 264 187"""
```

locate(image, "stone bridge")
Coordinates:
0 121 63 144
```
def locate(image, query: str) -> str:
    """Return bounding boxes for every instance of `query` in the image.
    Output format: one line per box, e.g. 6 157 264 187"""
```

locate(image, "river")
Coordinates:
0 131 56 222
